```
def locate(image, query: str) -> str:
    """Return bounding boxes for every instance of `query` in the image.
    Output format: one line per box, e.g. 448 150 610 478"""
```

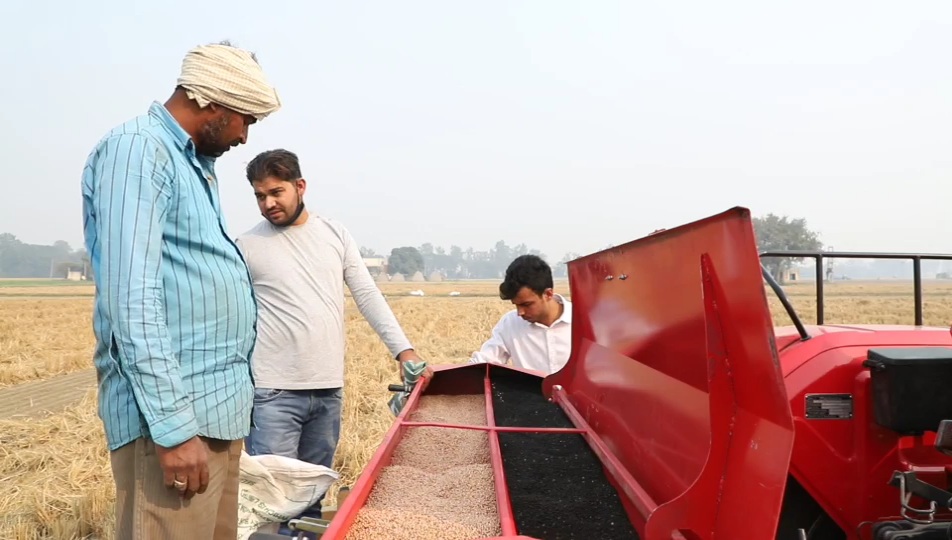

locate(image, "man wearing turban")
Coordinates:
80 40 280 539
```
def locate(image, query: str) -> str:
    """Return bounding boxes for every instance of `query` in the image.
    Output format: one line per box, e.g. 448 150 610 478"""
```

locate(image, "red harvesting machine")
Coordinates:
318 206 952 540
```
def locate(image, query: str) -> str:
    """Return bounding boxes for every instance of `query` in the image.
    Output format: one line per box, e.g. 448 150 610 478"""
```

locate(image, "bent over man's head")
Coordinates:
499 255 558 325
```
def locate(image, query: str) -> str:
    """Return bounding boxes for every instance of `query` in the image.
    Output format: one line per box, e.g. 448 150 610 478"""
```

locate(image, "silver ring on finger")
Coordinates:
173 478 187 490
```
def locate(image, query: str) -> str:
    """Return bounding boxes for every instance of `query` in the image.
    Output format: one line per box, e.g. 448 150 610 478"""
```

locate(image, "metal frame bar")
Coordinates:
761 265 810 341
758 251 952 336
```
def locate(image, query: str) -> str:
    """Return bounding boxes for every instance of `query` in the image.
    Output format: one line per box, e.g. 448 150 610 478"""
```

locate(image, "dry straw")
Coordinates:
0 388 114 539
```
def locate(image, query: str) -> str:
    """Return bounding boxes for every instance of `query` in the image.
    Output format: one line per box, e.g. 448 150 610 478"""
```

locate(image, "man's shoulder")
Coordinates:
237 220 278 243
495 309 526 329
86 111 170 164
309 214 350 234
306 214 357 248
104 110 167 145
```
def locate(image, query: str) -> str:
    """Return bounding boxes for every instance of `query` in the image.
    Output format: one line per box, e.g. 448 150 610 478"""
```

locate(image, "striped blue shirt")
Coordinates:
81 101 257 452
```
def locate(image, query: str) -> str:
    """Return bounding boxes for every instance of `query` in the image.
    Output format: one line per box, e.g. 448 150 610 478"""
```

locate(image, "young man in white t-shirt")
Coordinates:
468 255 572 376
235 149 431 530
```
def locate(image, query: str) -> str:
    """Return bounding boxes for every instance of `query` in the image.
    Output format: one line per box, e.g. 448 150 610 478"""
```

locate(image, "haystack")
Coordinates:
374 272 389 283
427 271 443 282
409 271 425 282
390 273 406 282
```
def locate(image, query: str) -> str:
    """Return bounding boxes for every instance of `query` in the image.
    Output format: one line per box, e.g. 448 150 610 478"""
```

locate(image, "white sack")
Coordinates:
236 450 340 540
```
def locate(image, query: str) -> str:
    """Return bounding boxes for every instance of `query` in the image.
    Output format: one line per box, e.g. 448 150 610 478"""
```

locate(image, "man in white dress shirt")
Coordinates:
468 255 572 376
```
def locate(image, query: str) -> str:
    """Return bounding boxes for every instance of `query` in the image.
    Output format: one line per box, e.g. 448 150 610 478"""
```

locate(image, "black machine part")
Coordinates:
870 521 952 539
890 471 952 512
870 471 952 539
862 347 952 435
935 420 952 457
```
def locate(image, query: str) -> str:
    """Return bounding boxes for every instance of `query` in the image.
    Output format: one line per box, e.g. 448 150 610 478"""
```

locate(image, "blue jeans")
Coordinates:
245 387 343 536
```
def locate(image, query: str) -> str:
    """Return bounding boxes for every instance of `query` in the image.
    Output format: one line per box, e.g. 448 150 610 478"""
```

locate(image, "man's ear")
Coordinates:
296 178 308 195
202 102 228 121
543 288 554 300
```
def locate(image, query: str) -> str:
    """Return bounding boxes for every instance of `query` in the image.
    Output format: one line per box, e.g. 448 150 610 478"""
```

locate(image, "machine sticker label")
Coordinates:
805 394 853 419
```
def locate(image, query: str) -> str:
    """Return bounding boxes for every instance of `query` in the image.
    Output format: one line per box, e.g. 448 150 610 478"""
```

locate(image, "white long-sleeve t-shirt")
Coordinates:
236 215 412 390
468 295 573 376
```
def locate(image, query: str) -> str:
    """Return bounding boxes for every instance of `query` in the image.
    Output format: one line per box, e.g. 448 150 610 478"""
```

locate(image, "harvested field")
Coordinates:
1 278 952 539
0 388 115 539
0 298 95 387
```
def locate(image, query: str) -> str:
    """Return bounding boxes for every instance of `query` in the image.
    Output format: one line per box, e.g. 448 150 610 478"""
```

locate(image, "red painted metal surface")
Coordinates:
775 326 952 538
321 206 798 539
320 205 952 539
544 206 797 539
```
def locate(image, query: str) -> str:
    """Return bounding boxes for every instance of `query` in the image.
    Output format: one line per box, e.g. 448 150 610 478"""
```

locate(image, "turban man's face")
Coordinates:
196 105 256 158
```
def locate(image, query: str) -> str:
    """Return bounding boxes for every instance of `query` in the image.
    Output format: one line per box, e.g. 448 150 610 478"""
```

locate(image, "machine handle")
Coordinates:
388 384 410 393
862 359 885 372
936 420 952 457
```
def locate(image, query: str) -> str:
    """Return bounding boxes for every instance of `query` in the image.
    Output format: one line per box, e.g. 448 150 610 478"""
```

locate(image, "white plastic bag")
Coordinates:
236 450 340 540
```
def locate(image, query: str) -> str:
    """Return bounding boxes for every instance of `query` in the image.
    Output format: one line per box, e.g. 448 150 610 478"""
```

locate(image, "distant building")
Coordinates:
61 262 87 281
363 257 387 277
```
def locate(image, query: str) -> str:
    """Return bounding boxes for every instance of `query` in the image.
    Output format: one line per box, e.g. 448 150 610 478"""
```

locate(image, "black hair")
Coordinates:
246 149 302 184
499 255 553 300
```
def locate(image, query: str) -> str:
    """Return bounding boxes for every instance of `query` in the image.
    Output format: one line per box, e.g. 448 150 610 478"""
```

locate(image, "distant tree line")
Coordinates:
359 212 826 283
0 233 89 279
751 214 823 283
0 213 823 281
360 241 584 280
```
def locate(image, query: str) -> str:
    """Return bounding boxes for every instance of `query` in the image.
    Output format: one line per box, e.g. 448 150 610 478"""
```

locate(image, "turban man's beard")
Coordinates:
196 113 240 158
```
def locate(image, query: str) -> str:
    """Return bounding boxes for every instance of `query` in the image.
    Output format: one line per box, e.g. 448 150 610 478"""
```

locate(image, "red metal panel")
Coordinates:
323 206 800 539
544 206 796 539
777 330 952 537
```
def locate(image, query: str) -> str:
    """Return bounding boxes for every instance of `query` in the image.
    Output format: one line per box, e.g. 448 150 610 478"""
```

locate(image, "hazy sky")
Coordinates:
2 1 950 261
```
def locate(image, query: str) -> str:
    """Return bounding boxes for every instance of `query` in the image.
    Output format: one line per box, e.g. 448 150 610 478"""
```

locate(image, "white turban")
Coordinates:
176 43 281 121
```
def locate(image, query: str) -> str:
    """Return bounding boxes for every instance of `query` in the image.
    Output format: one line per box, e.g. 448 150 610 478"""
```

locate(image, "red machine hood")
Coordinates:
543 206 796 539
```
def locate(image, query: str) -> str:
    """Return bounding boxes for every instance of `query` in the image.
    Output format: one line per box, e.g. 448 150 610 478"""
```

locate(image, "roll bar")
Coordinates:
758 251 952 341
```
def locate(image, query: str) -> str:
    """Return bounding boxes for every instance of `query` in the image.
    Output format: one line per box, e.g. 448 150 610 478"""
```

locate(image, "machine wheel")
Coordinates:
775 476 846 540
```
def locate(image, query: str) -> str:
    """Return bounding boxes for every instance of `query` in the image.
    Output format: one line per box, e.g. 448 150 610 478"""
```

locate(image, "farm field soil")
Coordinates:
1 280 952 538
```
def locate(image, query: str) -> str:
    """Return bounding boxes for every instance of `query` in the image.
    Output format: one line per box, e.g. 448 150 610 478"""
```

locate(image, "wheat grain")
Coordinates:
407 394 487 425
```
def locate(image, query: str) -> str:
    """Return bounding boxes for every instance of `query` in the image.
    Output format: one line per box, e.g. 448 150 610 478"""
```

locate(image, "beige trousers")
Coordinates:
109 436 242 540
